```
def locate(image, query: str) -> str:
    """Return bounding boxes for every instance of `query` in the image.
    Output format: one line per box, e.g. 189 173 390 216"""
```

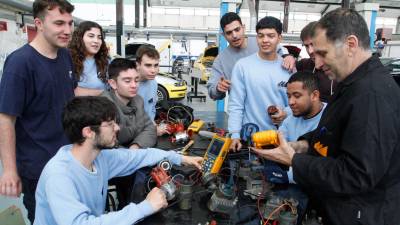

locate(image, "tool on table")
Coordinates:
177 139 195 155
188 119 204 133
201 135 232 185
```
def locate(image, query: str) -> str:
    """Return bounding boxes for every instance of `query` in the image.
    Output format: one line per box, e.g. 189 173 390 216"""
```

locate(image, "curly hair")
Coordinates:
69 21 109 82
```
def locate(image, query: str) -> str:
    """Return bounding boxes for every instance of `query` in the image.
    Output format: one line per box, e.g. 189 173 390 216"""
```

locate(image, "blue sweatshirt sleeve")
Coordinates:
228 62 246 139
105 148 182 179
44 175 155 225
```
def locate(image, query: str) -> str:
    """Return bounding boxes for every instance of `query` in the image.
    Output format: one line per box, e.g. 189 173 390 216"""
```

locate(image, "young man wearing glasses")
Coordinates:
34 96 202 225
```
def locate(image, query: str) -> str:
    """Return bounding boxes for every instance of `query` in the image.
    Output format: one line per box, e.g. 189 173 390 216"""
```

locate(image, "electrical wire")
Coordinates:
166 105 193 124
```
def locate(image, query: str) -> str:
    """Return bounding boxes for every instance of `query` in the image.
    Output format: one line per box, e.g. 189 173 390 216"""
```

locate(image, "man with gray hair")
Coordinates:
253 8 400 225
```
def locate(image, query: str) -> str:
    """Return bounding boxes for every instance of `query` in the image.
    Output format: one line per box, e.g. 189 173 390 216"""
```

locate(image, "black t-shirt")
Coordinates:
0 44 75 179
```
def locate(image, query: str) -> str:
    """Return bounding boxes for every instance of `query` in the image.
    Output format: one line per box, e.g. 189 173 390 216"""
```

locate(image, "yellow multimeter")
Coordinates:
188 120 204 133
201 135 232 174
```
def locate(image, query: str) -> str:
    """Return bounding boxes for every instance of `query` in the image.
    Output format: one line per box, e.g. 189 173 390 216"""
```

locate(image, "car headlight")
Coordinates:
174 80 186 87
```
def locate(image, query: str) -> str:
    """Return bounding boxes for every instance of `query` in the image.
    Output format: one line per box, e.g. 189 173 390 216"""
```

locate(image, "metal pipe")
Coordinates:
143 0 147 27
247 0 257 32
0 0 31 13
116 0 123 56
135 0 140 28
104 26 301 43
283 0 290 33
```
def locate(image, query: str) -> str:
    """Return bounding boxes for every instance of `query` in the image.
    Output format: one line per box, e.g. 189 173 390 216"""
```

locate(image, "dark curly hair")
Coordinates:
69 21 109 82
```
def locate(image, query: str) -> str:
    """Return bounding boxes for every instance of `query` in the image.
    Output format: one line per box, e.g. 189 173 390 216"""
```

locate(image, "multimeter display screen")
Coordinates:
208 139 224 156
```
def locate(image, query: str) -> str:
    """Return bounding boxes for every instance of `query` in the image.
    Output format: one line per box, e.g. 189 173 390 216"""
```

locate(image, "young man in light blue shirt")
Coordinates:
228 16 292 151
34 96 202 225
136 45 169 136
279 71 326 142
207 12 295 100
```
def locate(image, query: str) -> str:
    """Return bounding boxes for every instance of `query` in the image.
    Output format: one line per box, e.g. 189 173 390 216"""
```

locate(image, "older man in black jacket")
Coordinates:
253 8 400 225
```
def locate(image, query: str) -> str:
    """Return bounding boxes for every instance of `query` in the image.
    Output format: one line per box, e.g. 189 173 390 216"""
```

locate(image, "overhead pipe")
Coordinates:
247 0 257 32
0 0 31 13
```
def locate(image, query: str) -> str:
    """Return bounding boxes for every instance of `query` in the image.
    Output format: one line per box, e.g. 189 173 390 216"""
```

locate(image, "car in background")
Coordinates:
125 43 187 102
380 57 400 86
193 45 218 83
155 72 187 102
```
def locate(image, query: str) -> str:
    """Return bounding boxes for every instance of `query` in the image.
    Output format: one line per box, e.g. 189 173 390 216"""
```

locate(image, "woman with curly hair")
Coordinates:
69 21 109 96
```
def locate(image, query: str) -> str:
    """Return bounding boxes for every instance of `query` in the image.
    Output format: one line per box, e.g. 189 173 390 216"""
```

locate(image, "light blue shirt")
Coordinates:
228 53 292 139
77 58 107 90
34 145 182 225
279 103 327 142
207 37 289 100
279 103 326 183
138 79 158 120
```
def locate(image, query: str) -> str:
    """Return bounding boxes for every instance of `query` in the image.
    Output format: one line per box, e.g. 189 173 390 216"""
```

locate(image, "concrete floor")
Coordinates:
0 75 220 225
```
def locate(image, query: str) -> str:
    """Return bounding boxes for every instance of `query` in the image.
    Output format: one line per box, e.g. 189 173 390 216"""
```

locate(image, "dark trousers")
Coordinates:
21 177 39 225
109 167 151 209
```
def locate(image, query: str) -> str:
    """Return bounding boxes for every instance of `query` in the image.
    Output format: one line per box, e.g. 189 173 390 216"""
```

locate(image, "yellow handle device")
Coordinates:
252 130 279 148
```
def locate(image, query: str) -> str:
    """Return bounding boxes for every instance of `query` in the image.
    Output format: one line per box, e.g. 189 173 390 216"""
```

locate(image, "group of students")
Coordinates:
206 9 400 225
1 1 400 225
0 0 201 225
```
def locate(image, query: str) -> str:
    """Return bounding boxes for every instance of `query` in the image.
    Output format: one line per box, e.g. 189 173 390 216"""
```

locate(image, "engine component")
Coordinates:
150 166 177 200
178 181 193 210
207 188 237 214
167 121 191 144
279 210 298 225
158 159 172 171
263 196 284 220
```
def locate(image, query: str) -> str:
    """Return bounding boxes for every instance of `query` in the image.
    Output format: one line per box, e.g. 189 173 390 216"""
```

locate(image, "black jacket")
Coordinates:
293 56 400 225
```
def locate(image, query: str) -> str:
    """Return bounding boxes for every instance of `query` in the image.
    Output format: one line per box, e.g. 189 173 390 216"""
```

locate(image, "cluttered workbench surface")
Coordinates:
133 111 304 225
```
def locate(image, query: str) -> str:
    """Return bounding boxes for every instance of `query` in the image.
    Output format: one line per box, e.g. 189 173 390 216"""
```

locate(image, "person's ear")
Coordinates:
346 35 359 57
278 34 282 43
108 78 117 90
310 89 320 102
34 18 43 32
82 126 95 140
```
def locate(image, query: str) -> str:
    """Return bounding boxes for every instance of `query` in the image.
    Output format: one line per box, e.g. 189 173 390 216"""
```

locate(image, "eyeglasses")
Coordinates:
91 120 119 129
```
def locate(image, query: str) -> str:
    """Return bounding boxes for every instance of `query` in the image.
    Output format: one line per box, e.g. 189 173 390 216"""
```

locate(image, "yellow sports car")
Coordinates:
193 45 218 83
125 43 187 102
156 72 187 102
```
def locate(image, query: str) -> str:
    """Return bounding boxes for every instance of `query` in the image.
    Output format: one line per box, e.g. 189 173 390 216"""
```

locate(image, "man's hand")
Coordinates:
217 77 231 93
282 55 296 72
0 170 22 197
156 125 170 137
181 156 203 170
269 107 287 126
146 187 168 211
251 132 295 166
129 144 140 150
229 138 242 152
